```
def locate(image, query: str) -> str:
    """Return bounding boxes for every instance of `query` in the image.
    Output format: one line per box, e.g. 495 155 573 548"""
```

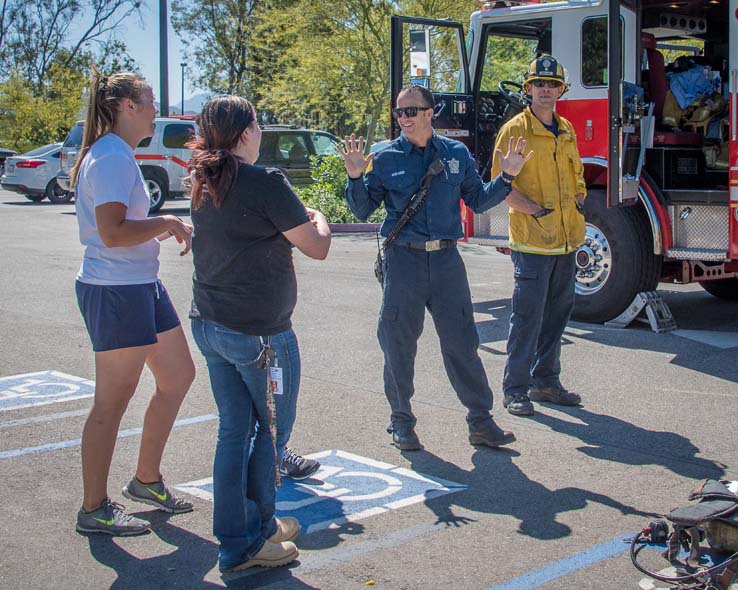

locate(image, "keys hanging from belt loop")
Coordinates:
258 337 282 488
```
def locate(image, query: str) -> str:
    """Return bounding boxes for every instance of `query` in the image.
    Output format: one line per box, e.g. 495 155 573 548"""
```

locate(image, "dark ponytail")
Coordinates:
188 95 256 209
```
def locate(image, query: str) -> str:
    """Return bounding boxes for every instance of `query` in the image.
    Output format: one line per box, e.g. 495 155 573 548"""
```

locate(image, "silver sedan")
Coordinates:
0 143 71 203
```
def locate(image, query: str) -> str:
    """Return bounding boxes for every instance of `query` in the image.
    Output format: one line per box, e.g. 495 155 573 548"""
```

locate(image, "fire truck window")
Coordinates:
581 16 623 87
478 19 551 92
162 124 196 149
402 25 465 93
582 18 608 87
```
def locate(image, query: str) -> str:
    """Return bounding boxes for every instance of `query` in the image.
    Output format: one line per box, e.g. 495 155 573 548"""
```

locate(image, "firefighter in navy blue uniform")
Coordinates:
491 55 586 417
339 84 536 451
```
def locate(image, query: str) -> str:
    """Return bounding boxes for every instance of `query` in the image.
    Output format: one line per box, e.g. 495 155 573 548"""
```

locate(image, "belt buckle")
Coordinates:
425 240 443 252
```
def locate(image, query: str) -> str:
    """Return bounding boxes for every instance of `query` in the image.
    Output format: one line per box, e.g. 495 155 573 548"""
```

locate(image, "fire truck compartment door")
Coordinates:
730 0 738 258
608 0 626 207
390 16 474 151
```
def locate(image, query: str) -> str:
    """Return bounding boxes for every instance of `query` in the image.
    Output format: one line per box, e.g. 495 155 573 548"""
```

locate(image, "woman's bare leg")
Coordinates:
82 345 151 511
135 325 195 483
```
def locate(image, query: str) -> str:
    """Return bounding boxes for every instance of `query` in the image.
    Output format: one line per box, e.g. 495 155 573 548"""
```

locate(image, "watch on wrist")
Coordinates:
501 171 516 183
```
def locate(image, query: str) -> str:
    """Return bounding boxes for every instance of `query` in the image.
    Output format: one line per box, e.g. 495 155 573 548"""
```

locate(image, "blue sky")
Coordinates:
74 2 197 106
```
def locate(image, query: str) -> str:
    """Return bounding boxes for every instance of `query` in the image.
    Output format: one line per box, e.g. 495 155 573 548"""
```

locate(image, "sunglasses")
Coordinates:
530 80 563 89
392 106 433 118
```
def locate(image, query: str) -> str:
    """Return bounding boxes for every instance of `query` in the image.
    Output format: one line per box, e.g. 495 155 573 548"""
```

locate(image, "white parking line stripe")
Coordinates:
0 414 217 459
0 408 89 429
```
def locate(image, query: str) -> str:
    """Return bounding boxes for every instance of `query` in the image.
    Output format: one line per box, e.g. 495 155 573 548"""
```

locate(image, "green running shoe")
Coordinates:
122 477 193 514
76 499 150 536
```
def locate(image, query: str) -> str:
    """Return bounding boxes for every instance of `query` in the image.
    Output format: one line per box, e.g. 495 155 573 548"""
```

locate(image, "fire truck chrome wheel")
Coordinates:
575 223 612 296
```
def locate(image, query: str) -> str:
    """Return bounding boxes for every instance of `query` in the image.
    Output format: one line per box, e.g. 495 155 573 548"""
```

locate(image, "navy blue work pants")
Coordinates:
503 250 577 397
377 244 495 432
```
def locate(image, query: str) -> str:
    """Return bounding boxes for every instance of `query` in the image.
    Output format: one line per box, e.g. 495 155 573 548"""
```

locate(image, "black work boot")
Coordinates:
528 385 581 406
503 393 535 416
468 422 516 448
391 426 423 451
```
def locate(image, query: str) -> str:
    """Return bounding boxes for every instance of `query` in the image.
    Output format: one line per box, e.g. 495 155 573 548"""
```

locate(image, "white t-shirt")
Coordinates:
75 133 160 285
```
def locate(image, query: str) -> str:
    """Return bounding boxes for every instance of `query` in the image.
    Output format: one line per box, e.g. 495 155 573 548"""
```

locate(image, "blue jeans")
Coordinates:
191 318 300 571
503 250 576 397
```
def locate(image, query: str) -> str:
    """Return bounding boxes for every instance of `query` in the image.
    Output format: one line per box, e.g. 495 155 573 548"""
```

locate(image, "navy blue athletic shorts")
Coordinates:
75 280 181 352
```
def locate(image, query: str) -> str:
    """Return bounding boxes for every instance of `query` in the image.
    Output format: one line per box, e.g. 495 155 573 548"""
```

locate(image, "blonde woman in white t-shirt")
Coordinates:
72 67 195 536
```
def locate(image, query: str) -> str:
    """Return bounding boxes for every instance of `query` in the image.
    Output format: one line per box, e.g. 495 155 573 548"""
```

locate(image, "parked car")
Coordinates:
57 121 340 212
0 147 18 175
58 117 198 213
1 143 69 203
257 125 341 186
369 139 392 153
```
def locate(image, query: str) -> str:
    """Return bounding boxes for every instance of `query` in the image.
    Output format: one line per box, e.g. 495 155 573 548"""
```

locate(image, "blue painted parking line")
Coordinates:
487 534 632 590
0 414 217 459
176 449 466 533
0 371 95 411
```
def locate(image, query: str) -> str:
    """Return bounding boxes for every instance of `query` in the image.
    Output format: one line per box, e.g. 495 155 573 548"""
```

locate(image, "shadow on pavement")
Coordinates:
473 293 738 384
403 447 657 541
294 494 366 550
530 406 726 480
222 564 320 590
86 515 219 589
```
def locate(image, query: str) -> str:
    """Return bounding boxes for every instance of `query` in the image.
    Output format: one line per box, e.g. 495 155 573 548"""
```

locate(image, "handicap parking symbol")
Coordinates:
0 371 95 412
176 449 466 533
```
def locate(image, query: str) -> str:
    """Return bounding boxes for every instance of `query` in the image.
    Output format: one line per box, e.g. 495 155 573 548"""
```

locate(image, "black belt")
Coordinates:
395 239 456 252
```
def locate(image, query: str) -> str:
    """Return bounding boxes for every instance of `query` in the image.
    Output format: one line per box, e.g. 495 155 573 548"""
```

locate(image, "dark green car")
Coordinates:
256 126 341 187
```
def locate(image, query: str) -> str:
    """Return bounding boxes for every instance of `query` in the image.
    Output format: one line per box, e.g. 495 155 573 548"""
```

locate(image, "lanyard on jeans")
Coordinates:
257 336 282 487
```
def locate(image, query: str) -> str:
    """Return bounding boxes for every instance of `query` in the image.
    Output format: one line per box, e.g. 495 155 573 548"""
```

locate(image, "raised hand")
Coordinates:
496 136 534 178
338 134 376 179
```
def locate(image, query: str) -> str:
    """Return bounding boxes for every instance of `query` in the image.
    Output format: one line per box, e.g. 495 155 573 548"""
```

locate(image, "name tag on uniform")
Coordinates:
270 367 283 395
447 158 460 174
391 170 406 177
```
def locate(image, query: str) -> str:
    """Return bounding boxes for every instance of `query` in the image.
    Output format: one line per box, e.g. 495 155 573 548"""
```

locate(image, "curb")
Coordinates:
328 223 380 233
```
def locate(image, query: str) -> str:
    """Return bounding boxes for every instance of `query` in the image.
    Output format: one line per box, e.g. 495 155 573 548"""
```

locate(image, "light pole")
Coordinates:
159 0 169 116
180 62 186 115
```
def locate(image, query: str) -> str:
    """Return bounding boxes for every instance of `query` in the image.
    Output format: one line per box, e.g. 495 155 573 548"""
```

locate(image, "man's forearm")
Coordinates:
504 188 544 214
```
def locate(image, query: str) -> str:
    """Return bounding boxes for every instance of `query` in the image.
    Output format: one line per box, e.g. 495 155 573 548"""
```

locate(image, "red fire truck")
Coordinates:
390 0 737 322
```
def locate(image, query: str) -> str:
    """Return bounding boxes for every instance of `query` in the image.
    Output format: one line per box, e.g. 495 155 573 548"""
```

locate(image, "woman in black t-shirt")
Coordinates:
188 96 330 573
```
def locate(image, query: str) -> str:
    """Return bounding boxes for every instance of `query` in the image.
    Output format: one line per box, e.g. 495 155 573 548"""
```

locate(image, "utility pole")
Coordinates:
159 0 169 116
180 63 186 115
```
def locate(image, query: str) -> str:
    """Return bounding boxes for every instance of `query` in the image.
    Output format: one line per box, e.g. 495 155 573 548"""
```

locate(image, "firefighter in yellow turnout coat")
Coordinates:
491 55 586 416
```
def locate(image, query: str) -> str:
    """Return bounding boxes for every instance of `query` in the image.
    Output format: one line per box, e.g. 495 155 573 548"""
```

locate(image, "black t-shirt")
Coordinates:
190 163 309 336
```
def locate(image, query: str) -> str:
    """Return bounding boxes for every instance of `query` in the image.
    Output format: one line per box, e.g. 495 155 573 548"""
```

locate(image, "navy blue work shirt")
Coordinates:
345 133 511 241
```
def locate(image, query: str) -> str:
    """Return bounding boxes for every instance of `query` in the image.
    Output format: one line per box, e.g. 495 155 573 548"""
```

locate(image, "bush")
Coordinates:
296 155 384 223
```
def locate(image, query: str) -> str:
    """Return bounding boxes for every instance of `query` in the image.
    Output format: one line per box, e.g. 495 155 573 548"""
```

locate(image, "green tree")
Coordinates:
0 47 137 151
297 155 384 223
0 62 87 151
256 0 477 143
0 0 142 92
171 0 284 108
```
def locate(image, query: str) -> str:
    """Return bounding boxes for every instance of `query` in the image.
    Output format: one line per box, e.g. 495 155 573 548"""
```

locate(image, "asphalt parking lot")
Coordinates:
1 190 737 590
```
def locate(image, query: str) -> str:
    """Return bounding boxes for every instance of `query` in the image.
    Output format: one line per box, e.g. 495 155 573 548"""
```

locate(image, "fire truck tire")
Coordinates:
572 190 661 323
700 279 738 300
143 169 168 213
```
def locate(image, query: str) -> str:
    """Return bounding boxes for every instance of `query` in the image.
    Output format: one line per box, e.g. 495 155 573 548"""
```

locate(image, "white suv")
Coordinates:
57 117 198 213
